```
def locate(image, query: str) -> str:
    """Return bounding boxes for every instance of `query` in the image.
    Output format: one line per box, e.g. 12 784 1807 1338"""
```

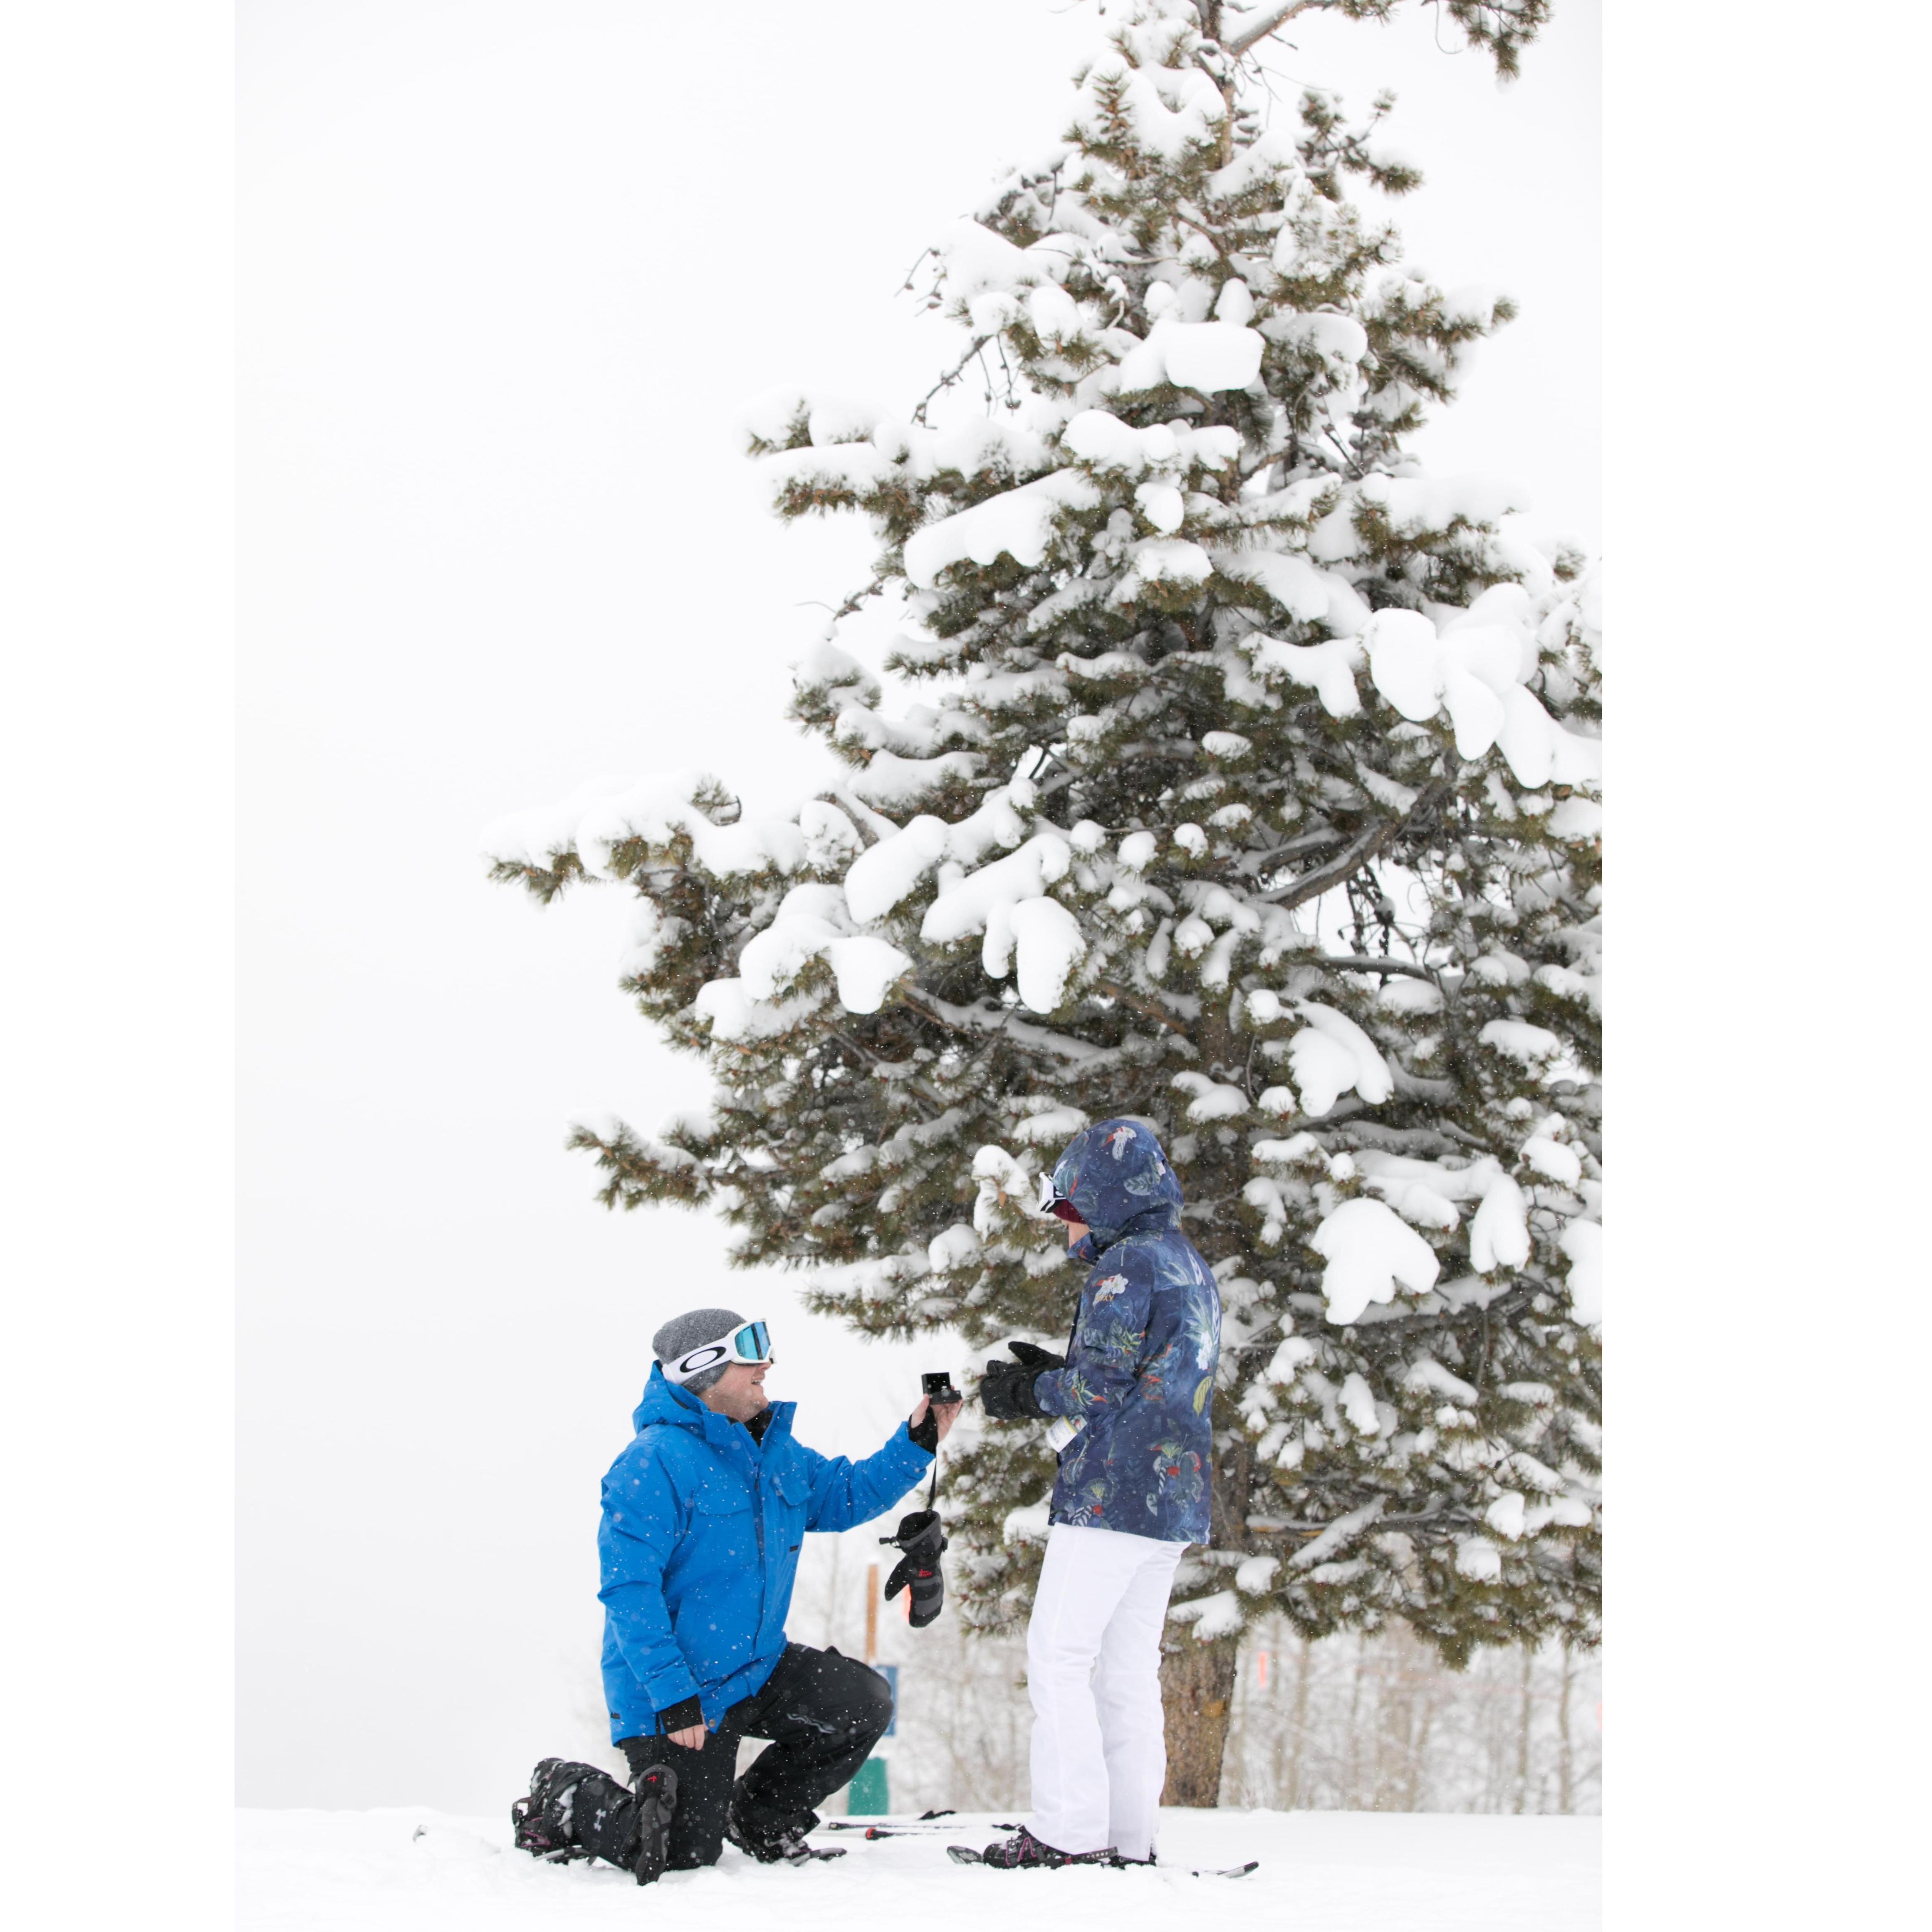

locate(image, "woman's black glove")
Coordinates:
979 1340 1065 1421
1009 1340 1066 1373
880 1509 948 1627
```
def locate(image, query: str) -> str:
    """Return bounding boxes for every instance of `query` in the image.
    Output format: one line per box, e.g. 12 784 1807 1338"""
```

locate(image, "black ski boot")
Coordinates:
957 1825 1116 1869
626 1763 679 1886
511 1759 602 1863
724 1789 846 1865
511 1757 678 1885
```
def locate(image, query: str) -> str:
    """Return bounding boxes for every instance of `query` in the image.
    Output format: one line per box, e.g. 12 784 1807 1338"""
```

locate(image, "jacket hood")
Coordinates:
1048 1117 1183 1257
633 1362 795 1449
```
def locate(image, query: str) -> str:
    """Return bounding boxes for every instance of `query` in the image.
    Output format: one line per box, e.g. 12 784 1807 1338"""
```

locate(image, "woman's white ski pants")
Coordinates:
1024 1522 1186 1861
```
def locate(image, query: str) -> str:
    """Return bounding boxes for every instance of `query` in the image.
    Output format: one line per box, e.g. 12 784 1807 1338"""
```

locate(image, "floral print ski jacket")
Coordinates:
1033 1118 1221 1544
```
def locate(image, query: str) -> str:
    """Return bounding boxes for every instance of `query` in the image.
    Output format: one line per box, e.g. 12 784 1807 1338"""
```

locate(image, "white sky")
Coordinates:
238 0 1599 1810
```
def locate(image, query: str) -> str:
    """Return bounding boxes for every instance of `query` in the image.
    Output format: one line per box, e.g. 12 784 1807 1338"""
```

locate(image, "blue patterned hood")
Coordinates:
1034 1119 1220 1544
1048 1117 1185 1259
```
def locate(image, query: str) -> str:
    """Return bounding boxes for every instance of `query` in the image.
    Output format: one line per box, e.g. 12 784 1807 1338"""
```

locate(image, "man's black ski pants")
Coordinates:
615 1643 893 1869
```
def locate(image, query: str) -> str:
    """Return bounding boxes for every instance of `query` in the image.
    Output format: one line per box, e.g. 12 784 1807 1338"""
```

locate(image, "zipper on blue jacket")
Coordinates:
752 1464 768 1628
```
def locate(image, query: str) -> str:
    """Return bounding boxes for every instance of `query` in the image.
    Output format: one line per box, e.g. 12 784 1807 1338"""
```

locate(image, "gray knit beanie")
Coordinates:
653 1307 745 1395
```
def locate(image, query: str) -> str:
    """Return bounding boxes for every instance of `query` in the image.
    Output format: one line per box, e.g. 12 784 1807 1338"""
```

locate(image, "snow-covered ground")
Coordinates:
238 1805 1599 1930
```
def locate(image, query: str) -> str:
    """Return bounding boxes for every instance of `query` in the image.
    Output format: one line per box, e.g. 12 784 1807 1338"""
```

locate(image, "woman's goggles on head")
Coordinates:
666 1319 773 1384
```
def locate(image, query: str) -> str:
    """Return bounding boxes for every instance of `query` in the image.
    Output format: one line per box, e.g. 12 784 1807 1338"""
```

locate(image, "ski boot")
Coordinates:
627 1763 679 1886
724 1790 846 1865
512 1756 678 1885
952 1824 1117 1868
511 1758 601 1863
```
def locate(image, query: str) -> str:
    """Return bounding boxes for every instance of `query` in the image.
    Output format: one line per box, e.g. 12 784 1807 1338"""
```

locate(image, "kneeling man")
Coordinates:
515 1307 957 1880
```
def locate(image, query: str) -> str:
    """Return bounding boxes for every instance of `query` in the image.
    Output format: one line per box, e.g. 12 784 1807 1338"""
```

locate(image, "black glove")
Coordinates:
880 1509 948 1628
1008 1340 1066 1373
978 1361 1036 1420
980 1340 1061 1421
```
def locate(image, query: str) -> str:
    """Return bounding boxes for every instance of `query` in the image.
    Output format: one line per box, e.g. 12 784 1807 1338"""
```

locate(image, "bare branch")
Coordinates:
1313 952 1442 982
912 334 994 427
1264 826 1347 862
1225 0 1327 59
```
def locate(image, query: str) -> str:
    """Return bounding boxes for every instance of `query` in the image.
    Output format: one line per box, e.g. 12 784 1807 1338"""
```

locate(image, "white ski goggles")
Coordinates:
664 1319 773 1385
1037 1171 1082 1223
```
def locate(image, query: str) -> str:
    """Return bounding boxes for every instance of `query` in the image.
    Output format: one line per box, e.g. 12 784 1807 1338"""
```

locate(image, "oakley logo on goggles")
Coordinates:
665 1319 773 1384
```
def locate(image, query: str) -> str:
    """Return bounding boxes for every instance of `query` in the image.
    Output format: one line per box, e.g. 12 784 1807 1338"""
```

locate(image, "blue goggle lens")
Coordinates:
732 1321 771 1362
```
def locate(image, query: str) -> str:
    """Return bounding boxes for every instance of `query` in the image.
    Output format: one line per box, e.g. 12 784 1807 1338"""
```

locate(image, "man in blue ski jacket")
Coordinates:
974 1118 1221 1871
512 1306 957 1880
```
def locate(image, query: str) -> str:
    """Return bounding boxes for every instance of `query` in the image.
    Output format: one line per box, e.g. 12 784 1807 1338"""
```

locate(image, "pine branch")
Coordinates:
1246 1506 1480 1541
1255 779 1453 906
1343 1282 1537 1342
1094 977 1192 1036
1316 952 1442 982
826 1027 949 1112
895 987 1119 1068
1387 1060 1457 1103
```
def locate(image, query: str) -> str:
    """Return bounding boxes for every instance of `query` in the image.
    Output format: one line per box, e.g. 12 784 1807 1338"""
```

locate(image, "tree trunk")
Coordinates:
1155 1433 1251 1805
1160 1633 1240 1805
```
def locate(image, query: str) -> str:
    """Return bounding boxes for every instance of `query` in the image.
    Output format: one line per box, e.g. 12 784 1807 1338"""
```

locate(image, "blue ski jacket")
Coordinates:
598 1366 933 1741
1034 1118 1222 1544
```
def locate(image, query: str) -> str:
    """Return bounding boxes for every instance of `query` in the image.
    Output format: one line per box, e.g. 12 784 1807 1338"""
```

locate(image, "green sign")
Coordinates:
846 1756 890 1816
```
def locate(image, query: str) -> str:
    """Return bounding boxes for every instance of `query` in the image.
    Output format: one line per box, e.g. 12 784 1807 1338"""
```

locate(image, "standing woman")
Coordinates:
975 1117 1222 1870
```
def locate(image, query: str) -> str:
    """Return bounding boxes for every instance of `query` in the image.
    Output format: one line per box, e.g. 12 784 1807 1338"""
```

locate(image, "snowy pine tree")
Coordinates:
486 0 1597 1802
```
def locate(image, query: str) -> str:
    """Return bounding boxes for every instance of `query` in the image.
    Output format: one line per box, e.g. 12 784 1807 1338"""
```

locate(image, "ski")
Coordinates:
848 1823 1018 1840
946 1845 1257 1878
824 1816 1012 1835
